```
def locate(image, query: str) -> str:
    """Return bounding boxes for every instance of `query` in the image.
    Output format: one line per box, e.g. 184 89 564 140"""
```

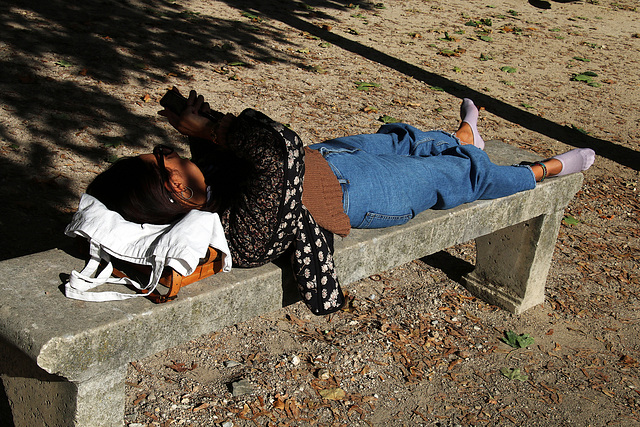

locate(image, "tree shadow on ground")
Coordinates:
0 0 636 260
0 0 337 260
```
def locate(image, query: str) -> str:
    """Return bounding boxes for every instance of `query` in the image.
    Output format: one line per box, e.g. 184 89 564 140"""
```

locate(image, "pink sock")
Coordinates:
460 98 485 149
554 148 596 176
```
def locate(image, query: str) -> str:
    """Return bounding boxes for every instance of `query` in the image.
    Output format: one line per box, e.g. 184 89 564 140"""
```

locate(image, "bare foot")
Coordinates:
531 149 595 182
457 99 485 149
456 98 484 150
455 122 475 146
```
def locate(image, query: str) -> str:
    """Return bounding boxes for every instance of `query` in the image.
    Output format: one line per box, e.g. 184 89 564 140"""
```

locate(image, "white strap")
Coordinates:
64 240 162 302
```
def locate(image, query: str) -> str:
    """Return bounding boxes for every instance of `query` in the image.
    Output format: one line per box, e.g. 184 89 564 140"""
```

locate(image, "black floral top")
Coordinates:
193 109 344 315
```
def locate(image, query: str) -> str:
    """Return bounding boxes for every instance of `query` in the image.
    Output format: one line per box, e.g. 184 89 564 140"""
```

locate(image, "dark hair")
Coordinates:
193 145 255 214
86 157 192 224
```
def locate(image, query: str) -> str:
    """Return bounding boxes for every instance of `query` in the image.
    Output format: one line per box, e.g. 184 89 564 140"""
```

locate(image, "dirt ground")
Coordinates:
1 0 639 425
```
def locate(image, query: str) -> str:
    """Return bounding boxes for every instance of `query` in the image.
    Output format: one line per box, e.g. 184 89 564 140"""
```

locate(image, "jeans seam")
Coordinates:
358 211 413 228
415 131 459 153
324 158 350 215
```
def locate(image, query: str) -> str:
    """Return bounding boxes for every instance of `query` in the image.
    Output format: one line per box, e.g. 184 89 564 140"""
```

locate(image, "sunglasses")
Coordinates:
153 145 174 183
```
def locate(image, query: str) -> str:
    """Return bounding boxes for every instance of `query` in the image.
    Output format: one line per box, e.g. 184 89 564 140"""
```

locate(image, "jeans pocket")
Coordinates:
356 211 414 229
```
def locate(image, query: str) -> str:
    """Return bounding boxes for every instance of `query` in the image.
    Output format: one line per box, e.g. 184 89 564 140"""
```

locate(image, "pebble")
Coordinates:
224 360 242 368
317 368 331 380
231 379 254 396
171 404 191 410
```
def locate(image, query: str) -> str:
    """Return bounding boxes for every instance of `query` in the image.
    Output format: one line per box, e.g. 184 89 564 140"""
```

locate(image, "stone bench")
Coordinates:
0 140 583 426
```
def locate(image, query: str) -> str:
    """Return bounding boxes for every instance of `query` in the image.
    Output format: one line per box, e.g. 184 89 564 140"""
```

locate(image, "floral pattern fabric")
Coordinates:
219 109 344 315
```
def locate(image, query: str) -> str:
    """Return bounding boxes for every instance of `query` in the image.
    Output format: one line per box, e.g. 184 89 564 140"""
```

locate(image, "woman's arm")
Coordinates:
158 89 221 141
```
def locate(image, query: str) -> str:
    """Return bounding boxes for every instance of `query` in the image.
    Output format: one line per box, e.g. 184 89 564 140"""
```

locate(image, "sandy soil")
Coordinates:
1 0 639 425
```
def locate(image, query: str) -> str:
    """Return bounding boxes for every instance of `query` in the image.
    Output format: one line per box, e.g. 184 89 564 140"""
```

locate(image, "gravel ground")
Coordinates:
1 0 639 425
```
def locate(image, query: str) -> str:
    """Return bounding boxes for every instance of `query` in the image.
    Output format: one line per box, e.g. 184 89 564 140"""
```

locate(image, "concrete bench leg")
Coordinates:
463 210 564 314
1 340 126 426
72 368 127 426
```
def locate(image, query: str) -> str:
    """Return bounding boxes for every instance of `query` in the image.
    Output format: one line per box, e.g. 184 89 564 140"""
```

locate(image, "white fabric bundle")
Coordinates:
64 194 232 302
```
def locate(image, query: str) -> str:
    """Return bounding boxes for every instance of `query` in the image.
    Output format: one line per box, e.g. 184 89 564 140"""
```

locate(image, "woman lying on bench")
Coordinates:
85 89 594 314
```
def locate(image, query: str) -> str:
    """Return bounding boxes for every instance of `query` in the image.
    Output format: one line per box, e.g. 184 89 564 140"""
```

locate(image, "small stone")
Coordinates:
457 350 471 359
231 379 254 396
291 355 301 366
224 360 242 368
222 421 234 427
317 368 331 380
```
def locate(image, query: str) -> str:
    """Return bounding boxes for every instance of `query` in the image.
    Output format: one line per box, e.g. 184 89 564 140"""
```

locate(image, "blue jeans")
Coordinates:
309 123 536 229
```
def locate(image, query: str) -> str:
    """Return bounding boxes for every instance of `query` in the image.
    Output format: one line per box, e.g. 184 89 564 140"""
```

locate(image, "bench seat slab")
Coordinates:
0 140 583 426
